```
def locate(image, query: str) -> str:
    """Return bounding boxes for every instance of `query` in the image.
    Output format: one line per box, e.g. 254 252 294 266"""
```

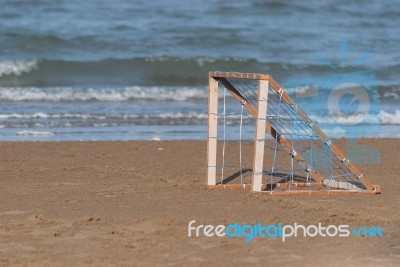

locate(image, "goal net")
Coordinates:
206 71 380 195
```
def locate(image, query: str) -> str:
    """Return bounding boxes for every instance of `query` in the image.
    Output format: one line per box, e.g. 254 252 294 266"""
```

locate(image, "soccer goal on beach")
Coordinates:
206 71 380 195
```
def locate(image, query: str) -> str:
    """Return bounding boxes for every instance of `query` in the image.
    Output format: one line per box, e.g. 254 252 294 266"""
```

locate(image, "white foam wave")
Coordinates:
323 127 346 137
311 113 381 125
383 91 399 99
0 112 208 120
0 60 38 77
309 110 400 125
2 111 400 125
0 86 207 102
0 112 90 119
143 56 250 67
381 110 400 124
17 130 54 136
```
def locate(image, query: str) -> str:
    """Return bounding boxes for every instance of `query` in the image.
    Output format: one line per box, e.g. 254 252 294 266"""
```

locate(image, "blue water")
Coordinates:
0 0 399 141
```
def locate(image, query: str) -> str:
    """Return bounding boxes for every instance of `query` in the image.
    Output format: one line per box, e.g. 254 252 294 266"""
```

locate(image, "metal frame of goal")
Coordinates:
206 71 380 195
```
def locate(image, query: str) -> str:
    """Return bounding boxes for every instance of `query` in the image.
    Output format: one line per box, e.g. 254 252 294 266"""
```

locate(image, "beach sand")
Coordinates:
0 139 399 266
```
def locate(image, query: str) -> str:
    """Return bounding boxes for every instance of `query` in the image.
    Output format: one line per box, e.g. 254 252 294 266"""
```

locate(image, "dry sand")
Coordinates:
0 139 399 266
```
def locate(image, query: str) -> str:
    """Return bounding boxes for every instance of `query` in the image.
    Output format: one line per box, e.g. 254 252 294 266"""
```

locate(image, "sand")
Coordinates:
0 139 399 266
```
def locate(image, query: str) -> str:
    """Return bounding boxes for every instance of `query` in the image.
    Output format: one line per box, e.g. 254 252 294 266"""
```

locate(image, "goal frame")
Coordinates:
206 71 380 195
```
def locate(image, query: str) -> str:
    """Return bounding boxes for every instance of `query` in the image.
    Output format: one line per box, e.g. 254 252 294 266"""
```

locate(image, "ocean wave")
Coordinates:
0 59 38 77
309 111 400 125
1 110 400 128
0 111 210 128
309 113 380 125
0 86 208 102
0 57 261 87
1 57 397 87
16 130 54 136
1 84 395 104
380 110 400 124
0 112 209 120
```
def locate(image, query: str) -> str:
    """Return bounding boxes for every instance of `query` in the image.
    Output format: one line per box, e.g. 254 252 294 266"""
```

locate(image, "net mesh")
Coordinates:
213 74 367 192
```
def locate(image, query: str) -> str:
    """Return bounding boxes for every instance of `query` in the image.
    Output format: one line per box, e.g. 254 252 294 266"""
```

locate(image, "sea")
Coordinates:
0 0 399 141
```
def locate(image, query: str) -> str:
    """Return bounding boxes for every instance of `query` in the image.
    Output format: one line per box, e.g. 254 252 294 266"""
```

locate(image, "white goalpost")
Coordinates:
206 71 380 195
